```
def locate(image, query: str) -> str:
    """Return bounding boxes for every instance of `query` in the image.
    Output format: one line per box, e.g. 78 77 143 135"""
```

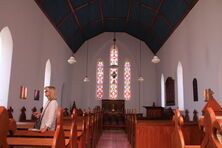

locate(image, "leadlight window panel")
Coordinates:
110 48 118 66
109 68 118 99
96 60 104 99
124 61 131 100
109 47 119 99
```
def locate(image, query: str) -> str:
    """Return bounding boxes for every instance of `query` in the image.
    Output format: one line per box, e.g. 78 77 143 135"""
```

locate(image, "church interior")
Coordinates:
1 0 222 147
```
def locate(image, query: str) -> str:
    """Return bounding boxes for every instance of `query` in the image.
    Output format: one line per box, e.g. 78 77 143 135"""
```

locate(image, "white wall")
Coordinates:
157 0 222 116
0 0 73 120
71 32 157 115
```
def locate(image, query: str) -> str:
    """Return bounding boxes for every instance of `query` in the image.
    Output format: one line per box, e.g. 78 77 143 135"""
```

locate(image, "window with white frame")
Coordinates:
0 26 13 107
177 62 184 110
43 59 51 106
161 74 165 107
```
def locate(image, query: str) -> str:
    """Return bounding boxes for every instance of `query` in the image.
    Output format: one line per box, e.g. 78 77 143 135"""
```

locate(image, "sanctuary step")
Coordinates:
97 130 131 148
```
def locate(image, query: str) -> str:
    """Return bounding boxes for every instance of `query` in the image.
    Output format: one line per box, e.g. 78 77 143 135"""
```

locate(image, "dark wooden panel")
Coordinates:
102 100 125 129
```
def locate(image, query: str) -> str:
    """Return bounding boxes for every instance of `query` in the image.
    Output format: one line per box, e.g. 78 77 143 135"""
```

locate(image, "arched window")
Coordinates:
161 74 165 107
0 27 13 107
193 78 198 101
96 60 104 99
109 47 118 99
0 32 2 62
177 62 184 110
43 59 51 106
124 61 131 100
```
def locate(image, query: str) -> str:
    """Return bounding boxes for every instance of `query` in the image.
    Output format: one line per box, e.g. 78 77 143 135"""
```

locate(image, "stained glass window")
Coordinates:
96 60 104 99
124 61 131 100
109 47 118 99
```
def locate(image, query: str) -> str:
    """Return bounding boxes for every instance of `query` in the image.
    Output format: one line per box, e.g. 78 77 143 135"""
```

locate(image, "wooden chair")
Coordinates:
171 108 200 148
0 106 9 148
200 107 222 148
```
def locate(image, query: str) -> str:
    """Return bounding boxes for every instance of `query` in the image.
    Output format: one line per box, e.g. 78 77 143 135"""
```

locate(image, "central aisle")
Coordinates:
97 130 131 148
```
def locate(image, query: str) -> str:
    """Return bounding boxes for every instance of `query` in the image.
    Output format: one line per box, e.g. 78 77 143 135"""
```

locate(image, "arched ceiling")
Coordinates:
35 0 198 54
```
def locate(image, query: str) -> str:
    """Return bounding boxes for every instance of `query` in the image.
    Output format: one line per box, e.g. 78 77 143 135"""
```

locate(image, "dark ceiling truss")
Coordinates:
182 0 189 6
34 0 199 54
66 0 83 33
126 0 133 24
147 0 165 33
74 0 97 10
98 0 104 31
57 14 70 28
156 0 199 52
140 1 172 31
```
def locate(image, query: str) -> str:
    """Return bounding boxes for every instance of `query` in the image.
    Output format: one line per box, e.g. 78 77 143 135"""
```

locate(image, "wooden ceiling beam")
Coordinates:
182 0 189 6
126 0 133 23
57 14 70 28
156 0 199 53
66 0 83 32
98 0 104 25
147 0 165 33
75 0 97 11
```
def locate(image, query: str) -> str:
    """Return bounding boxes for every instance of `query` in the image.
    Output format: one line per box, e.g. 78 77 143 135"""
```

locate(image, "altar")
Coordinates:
102 100 125 129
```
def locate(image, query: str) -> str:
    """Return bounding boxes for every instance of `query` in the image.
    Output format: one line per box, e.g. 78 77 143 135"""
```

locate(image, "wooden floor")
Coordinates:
97 130 131 148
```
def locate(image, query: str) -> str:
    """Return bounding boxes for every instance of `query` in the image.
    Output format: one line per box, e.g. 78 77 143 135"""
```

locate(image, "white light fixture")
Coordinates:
109 32 119 69
138 76 144 82
83 41 90 82
138 40 144 82
67 55 76 64
151 55 160 64
83 76 90 82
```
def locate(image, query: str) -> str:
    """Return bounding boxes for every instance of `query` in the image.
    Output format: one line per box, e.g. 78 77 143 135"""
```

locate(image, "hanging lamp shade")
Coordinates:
151 55 160 64
67 55 76 64
138 40 144 82
83 41 90 82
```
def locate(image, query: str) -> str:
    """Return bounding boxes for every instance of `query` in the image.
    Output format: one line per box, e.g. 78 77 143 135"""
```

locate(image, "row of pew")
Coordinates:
125 107 222 148
0 106 103 148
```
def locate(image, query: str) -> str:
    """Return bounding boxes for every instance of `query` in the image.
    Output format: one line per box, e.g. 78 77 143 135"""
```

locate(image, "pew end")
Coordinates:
172 108 201 148
0 106 9 148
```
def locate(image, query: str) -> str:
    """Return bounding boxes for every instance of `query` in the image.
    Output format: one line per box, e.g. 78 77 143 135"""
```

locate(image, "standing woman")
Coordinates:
33 86 58 132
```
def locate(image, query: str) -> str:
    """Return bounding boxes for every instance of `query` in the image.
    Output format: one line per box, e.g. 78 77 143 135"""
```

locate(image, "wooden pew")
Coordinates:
136 119 174 148
125 109 136 148
200 107 222 148
135 110 203 148
171 108 201 148
0 106 9 148
65 109 78 148
10 108 84 148
7 107 65 148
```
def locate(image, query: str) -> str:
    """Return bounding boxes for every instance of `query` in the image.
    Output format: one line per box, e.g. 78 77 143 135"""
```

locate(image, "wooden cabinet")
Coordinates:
102 100 125 129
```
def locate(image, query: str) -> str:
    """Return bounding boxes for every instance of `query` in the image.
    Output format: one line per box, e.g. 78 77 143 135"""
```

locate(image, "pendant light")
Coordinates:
67 55 77 64
151 55 160 64
83 41 90 82
138 40 144 82
110 32 119 69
